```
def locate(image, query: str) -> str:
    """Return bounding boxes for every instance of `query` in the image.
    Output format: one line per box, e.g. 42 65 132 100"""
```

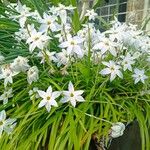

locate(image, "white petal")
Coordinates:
67 46 73 55
3 99 8 105
109 48 117 57
19 17 26 28
50 100 58 107
76 96 85 102
63 91 70 97
60 10 67 24
39 24 48 33
68 81 74 92
59 41 69 48
117 71 123 79
29 43 36 52
110 73 116 81
74 45 83 57
5 118 16 125
100 68 111 75
4 126 13 134
38 100 47 108
52 91 61 99
74 90 84 96
37 90 46 98
0 110 6 121
141 78 145 84
134 78 139 84
70 99 76 107
60 97 69 103
0 126 3 136
46 86 52 94
45 103 51 112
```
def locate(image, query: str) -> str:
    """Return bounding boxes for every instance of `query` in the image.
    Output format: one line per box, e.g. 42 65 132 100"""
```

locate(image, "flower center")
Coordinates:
46 96 51 101
17 59 21 63
124 61 128 64
29 71 34 75
0 121 3 126
6 73 10 77
4 93 8 98
105 41 109 46
34 36 40 41
70 93 74 97
138 75 142 78
70 41 75 45
47 20 51 25
110 67 115 71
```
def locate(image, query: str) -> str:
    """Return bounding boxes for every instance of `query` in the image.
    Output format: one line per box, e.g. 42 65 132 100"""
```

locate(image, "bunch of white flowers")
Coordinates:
38 81 85 112
5 2 149 85
0 1 150 140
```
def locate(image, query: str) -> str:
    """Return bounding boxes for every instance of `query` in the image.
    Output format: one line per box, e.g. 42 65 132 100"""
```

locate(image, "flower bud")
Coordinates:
110 122 125 138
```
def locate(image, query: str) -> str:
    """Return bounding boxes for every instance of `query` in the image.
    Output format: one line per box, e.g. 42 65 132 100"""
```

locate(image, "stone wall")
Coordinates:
126 0 150 30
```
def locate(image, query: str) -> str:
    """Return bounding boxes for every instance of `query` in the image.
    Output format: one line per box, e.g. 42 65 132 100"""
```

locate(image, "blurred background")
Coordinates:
2 0 150 32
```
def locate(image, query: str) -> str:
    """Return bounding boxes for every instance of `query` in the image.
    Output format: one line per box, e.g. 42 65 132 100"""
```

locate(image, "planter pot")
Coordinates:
89 120 141 150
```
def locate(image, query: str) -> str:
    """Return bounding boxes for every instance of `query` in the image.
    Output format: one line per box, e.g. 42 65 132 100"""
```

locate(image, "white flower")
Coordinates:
121 53 135 71
26 26 51 52
12 2 32 28
37 50 57 64
55 49 70 67
100 61 123 81
59 35 84 57
93 38 118 57
0 65 18 87
38 86 60 112
60 81 85 107
56 4 75 24
85 9 97 21
132 68 148 84
11 56 30 72
27 66 39 84
0 88 13 105
48 6 58 16
15 28 29 41
55 23 71 42
29 87 39 100
0 55 5 63
39 13 60 33
0 110 17 136
110 122 125 138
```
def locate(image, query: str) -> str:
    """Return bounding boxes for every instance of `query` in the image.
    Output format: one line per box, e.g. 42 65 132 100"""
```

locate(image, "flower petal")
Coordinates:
38 100 47 108
68 81 74 92
76 96 85 102
37 90 46 98
46 86 52 94
45 103 51 112
70 99 76 107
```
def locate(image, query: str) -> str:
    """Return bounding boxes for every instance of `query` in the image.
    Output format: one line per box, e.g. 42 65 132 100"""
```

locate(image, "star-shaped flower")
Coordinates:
0 110 17 136
0 65 18 87
38 86 60 112
100 61 123 81
26 25 51 52
60 81 85 107
85 9 97 21
132 68 148 84
0 88 13 105
39 13 60 33
59 35 84 57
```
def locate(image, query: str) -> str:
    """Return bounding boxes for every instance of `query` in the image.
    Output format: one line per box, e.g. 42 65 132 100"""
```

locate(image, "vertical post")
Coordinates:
143 0 150 32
